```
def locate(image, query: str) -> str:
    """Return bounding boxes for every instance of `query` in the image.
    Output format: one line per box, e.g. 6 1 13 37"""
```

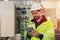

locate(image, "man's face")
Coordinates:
31 9 43 20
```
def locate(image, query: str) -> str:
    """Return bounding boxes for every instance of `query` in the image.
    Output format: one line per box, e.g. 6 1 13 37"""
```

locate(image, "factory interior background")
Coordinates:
0 0 60 40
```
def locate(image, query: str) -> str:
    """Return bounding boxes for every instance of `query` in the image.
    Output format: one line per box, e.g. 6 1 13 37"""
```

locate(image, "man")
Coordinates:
24 2 54 40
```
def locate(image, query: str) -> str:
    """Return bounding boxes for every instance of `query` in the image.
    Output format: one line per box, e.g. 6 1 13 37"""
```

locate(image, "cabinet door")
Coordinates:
0 2 15 37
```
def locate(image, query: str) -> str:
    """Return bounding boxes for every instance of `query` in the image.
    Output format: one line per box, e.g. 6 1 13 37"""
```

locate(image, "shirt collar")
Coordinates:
31 15 47 23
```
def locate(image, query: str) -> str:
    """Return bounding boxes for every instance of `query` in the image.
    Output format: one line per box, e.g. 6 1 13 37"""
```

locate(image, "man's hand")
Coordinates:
30 30 39 37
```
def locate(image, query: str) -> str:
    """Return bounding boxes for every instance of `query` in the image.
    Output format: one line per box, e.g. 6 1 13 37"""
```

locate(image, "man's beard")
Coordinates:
34 16 40 20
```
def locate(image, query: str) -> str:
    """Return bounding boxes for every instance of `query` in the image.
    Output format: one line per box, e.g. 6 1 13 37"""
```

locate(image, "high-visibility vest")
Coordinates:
24 19 54 40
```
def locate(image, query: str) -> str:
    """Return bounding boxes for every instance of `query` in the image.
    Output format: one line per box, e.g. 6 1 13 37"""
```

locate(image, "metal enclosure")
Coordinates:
0 1 15 37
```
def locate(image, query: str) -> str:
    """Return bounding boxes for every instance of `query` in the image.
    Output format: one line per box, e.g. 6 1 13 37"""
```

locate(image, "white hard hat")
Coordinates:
30 2 42 11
